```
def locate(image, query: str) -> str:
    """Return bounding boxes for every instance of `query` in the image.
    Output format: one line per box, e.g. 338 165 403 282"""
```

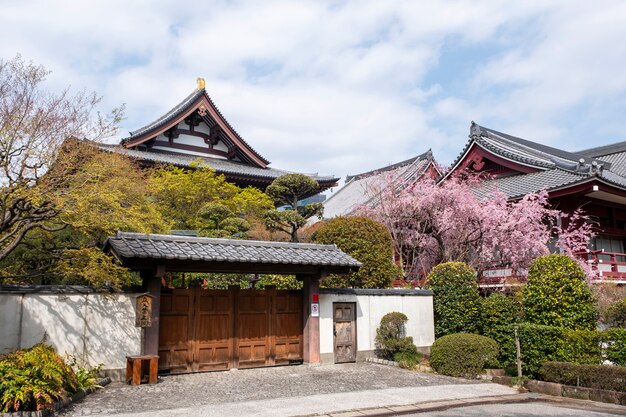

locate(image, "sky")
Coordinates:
3 0 626 188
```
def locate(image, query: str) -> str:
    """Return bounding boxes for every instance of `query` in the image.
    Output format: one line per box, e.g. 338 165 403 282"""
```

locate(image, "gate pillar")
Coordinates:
142 265 165 356
300 273 323 364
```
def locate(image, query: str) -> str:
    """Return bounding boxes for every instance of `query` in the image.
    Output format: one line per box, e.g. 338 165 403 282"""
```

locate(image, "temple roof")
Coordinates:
109 82 339 194
452 122 626 200
122 88 270 167
100 144 337 185
322 150 438 219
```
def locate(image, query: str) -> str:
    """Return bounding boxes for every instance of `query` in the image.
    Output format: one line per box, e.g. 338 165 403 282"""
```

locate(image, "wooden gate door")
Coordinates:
159 287 302 373
333 302 356 363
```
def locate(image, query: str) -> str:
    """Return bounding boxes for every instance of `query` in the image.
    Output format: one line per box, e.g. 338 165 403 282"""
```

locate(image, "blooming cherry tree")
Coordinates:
358 172 594 282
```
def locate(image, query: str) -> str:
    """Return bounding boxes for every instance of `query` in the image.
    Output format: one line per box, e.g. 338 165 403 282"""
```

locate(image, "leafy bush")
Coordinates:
313 217 398 288
481 293 519 339
606 298 626 328
522 254 597 330
425 262 481 337
65 354 103 392
603 328 626 366
539 362 626 392
375 312 418 361
430 333 499 378
0 343 78 412
492 324 626 378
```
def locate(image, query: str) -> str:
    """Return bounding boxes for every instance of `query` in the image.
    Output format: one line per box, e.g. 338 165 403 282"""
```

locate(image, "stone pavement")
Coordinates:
57 362 518 417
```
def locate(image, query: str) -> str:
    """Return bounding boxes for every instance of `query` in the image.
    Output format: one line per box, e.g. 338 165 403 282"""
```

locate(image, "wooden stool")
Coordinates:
126 355 159 385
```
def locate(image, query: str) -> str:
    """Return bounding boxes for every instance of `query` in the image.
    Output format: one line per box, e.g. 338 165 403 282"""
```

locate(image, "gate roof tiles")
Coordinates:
105 232 362 273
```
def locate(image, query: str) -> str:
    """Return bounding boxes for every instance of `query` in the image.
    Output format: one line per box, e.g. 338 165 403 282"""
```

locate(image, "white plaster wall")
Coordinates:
320 292 435 357
0 292 141 370
0 294 21 354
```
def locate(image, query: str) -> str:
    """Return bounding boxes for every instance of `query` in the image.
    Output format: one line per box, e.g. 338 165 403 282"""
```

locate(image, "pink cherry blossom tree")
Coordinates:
358 172 594 283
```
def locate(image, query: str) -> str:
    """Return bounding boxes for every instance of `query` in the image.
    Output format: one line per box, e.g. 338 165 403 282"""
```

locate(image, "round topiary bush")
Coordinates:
313 216 398 288
430 333 499 378
523 254 597 330
425 262 481 337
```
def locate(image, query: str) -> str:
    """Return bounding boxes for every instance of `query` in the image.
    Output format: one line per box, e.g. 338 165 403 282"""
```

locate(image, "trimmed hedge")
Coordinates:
539 362 626 392
425 262 482 337
492 323 626 378
430 333 499 378
523 254 597 330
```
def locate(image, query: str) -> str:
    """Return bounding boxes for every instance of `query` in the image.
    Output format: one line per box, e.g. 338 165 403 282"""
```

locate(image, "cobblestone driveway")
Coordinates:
58 363 479 416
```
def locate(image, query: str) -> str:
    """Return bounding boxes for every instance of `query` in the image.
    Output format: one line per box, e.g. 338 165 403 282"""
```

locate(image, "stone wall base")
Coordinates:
492 376 626 406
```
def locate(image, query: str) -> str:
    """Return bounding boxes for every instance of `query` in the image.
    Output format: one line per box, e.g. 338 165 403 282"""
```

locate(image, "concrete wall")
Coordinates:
319 288 435 364
0 287 141 371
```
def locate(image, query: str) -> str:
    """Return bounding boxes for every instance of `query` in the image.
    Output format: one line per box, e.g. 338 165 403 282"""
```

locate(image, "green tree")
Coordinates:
263 174 323 242
425 262 482 338
0 55 123 261
522 254 597 330
149 162 273 237
312 217 397 288
0 145 168 288
481 292 519 340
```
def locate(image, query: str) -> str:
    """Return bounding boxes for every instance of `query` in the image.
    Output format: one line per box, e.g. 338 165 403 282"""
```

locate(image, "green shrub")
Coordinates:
375 312 418 361
606 298 626 328
603 328 626 366
426 262 481 337
430 333 499 378
492 324 626 378
0 343 78 412
313 217 398 288
522 254 597 330
481 293 519 339
539 362 626 392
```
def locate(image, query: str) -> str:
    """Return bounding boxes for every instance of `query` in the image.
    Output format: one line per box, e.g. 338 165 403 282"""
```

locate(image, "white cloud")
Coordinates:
2 0 626 182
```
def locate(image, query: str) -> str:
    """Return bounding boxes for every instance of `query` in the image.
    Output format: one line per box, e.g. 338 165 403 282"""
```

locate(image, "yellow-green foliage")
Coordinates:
523 254 597 330
425 262 481 337
54 247 135 289
58 147 170 242
430 333 499 378
313 217 398 288
149 162 273 235
0 344 78 412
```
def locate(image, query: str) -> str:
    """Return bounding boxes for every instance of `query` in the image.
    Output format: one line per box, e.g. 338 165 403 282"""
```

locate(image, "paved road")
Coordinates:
58 362 492 416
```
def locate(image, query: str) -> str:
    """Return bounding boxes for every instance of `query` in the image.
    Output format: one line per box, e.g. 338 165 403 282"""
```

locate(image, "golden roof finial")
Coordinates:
196 77 206 91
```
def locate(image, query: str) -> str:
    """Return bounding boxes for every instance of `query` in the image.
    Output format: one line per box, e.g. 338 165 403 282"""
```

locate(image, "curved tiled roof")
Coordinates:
105 232 362 269
472 169 588 200
99 144 338 184
122 88 270 166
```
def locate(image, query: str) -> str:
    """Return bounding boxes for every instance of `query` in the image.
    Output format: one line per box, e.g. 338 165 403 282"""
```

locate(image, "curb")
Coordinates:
298 393 537 417
306 392 626 417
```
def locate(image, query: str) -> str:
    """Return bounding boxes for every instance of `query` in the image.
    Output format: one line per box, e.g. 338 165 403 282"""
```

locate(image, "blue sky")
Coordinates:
2 1 626 186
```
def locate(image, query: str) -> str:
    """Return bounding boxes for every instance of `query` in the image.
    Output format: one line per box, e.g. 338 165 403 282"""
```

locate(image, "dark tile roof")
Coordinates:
106 232 362 268
472 169 588 200
99 144 338 184
122 88 269 166
448 122 612 176
577 141 626 158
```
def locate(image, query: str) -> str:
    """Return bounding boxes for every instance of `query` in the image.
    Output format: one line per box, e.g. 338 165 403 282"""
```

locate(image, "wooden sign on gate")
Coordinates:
135 293 154 327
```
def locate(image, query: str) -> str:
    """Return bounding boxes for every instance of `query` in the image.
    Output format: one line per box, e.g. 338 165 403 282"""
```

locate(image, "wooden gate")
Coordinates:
158 286 303 373
333 302 356 363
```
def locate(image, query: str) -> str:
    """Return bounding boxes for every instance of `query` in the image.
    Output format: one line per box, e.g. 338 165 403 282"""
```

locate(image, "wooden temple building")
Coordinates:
100 79 338 198
448 122 626 285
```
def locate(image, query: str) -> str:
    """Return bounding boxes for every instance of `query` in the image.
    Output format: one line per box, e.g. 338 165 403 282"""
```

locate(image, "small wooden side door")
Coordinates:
333 302 356 363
